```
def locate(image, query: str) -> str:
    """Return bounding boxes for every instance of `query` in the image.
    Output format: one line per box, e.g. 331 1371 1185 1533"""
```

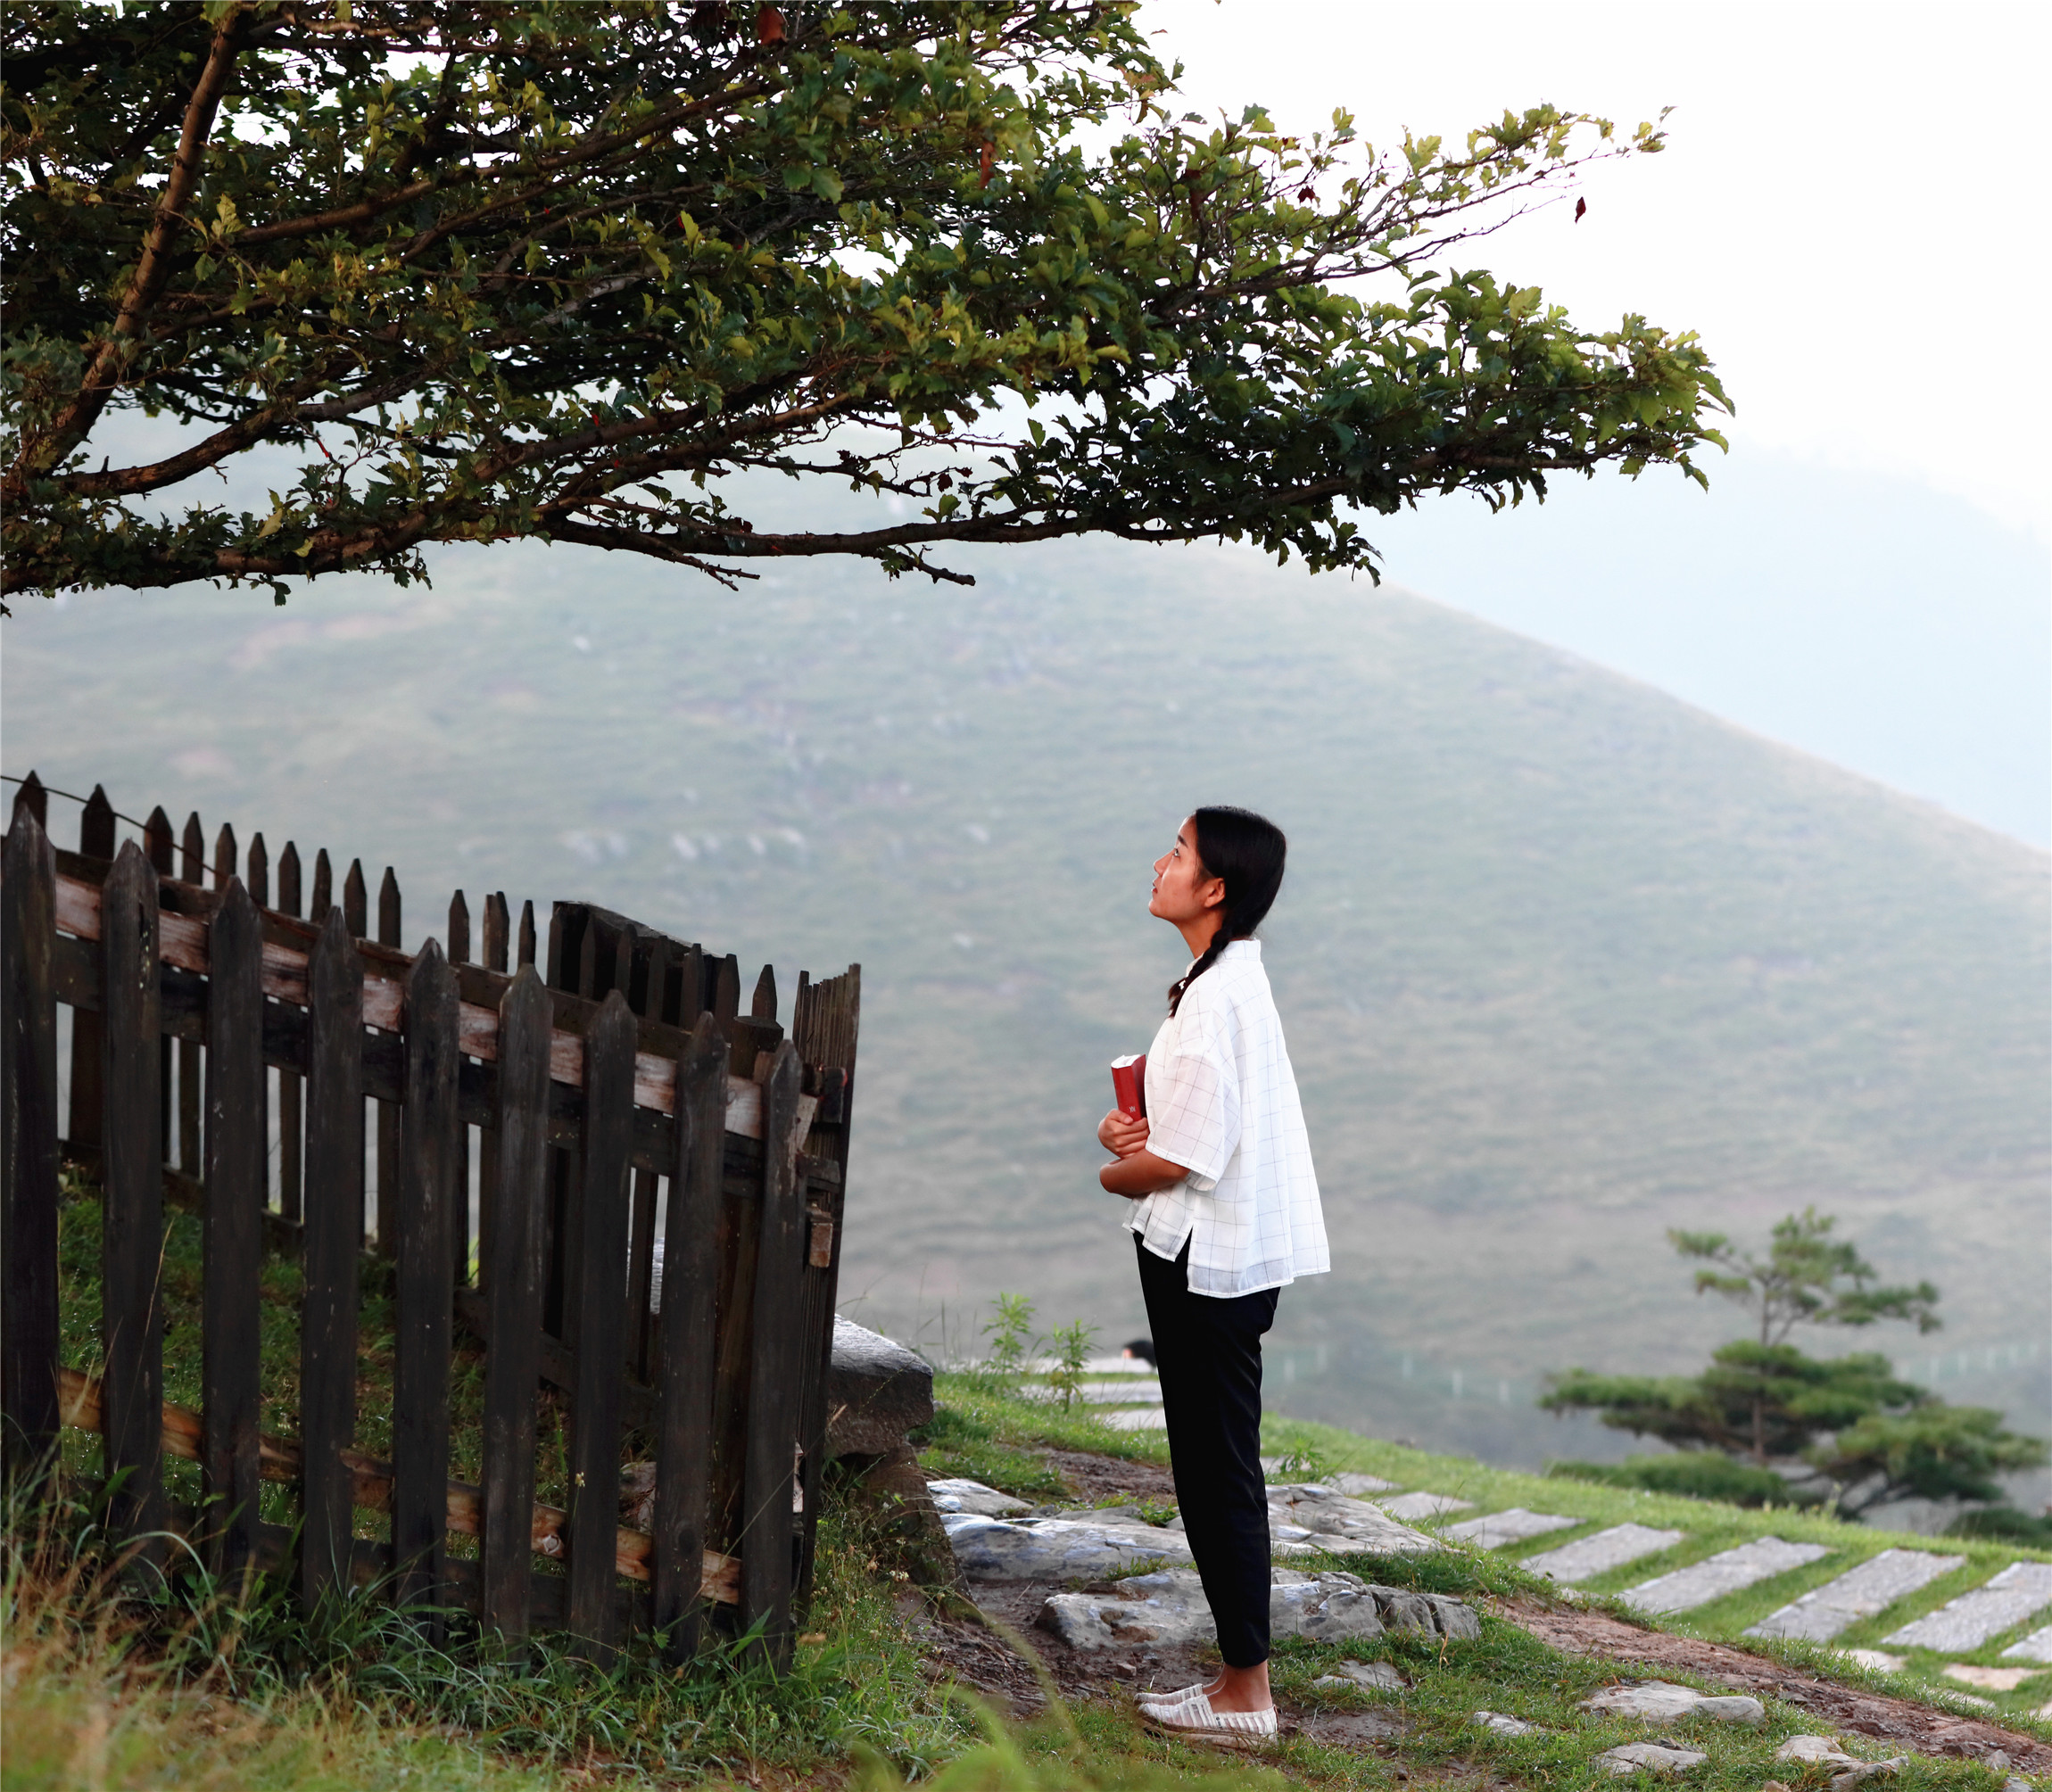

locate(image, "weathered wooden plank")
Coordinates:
750 965 776 1022
67 787 116 1153
654 1014 730 1662
375 867 401 1254
2 811 62 1492
177 814 203 1176
310 847 332 923
393 940 459 1628
246 834 269 907
566 991 636 1657
143 810 174 1164
101 843 166 1556
446 890 472 1286
300 911 363 1606
447 890 470 965
343 859 367 938
203 881 264 1574
712 954 739 1024
741 1042 806 1668
477 895 508 1291
277 843 303 1223
212 824 236 891
482 894 509 972
518 899 536 968
480 967 551 1650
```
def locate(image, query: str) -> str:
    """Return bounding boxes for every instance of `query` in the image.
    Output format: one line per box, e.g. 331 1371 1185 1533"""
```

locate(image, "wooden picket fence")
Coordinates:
0 773 859 1667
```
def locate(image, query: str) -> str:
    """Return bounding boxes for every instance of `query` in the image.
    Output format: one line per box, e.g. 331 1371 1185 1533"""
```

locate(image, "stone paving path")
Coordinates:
1521 1522 1686 1584
2000 1624 2052 1664
1746 1548 1965 1643
1621 1536 1830 1615
1444 1507 1582 1549
1885 1562 2052 1652
1374 1491 1476 1522
1037 1566 1478 1650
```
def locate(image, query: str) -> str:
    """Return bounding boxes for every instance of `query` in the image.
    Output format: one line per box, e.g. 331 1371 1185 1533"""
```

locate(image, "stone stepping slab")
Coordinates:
941 1513 1195 1580
926 1477 1033 1516
1037 1565 1478 1650
1622 1536 1829 1615
1374 1491 1477 1522
1521 1523 1685 1584
1883 1560 2052 1652
1018 1381 1163 1404
1444 1507 1583 1550
1583 1681 1765 1725
1101 1408 1168 1431
1267 1483 1441 1555
1745 1548 1965 1642
2001 1623 2052 1664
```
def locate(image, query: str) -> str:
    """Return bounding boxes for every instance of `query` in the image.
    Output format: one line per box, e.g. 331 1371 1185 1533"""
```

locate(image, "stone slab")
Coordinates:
1841 1649 1907 1673
925 1477 1032 1516
1597 1744 1706 1775
1582 1681 1765 1725
823 1315 935 1457
1036 1567 1477 1651
1019 1381 1164 1405
1444 1507 1583 1550
1324 1661 1408 1692
1374 1491 1477 1522
940 1512 1193 1581
1945 1664 2044 1692
1746 1548 1965 1642
1884 1561 2052 1652
1102 1408 1169 1431
1474 1711 1541 1737
1521 1524 1685 1584
1999 1623 2052 1664
1622 1536 1829 1615
1266 1483 1442 1554
1327 1472 1399 1495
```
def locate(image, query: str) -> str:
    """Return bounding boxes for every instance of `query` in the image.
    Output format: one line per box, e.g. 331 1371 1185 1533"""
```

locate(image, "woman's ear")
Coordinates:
1200 875 1226 912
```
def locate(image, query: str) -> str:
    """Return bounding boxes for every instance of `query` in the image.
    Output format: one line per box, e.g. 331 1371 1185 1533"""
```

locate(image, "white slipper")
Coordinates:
1142 1692 1278 1744
1138 1681 1214 1712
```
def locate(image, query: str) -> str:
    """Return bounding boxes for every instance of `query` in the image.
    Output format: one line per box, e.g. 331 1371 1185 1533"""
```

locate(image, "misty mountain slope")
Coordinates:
5 527 2044 1462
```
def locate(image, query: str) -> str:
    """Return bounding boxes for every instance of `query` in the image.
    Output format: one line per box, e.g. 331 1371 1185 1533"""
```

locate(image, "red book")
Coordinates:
1111 1053 1147 1120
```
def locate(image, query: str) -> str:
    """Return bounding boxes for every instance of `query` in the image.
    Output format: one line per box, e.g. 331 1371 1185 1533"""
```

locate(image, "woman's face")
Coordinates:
1150 816 1224 925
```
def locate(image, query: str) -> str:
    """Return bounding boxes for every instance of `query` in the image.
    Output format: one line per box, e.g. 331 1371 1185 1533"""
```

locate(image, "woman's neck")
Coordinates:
1177 909 1226 961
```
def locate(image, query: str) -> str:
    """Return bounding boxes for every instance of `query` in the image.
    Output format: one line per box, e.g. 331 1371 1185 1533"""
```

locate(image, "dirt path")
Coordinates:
1498 1598 2049 1776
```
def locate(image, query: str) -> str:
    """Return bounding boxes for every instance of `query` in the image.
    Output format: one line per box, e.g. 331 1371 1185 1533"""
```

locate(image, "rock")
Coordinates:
1328 1472 1399 1495
1038 1503 1154 1524
1884 1560 2052 1652
826 1316 935 1457
926 1477 1032 1516
854 1444 963 1591
1017 1380 1163 1405
1840 1649 1907 1673
1582 1681 1765 1726
1774 1736 1905 1787
1444 1507 1582 1550
1103 1408 1169 1431
1327 1660 1408 1691
1622 1537 1831 1616
941 1513 1194 1581
1266 1483 1441 1554
1473 1710 1541 1737
1943 1664 2043 1692
1522 1524 1685 1584
1746 1548 1965 1642
1035 1567 1479 1652
2000 1623 2052 1663
1596 1743 1708 1775
1373 1491 1477 1522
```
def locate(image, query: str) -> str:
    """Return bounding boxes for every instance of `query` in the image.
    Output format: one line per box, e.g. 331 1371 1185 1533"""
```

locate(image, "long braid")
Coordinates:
1164 805 1288 1017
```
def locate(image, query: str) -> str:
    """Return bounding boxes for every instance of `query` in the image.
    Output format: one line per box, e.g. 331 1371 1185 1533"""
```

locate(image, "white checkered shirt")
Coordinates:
1125 940 1329 1296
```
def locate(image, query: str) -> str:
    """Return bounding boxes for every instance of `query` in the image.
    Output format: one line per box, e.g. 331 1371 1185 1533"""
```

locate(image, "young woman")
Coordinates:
1097 806 1328 1742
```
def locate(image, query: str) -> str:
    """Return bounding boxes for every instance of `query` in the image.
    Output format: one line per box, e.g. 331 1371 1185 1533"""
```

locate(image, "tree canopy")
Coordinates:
1 0 1729 606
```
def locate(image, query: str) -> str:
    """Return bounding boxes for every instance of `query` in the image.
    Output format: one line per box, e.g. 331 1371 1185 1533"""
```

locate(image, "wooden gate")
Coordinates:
0 775 859 1668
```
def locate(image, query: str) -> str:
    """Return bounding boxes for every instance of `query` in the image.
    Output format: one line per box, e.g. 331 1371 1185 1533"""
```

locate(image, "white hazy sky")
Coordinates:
1141 0 2049 543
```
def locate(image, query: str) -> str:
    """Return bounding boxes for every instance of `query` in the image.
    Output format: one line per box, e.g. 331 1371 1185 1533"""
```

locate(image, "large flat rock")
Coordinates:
825 1316 935 1457
1444 1507 1582 1550
1374 1491 1477 1522
1582 1681 1765 1724
1746 1548 1965 1642
941 1512 1194 1580
925 1477 1032 1516
1266 1483 1441 1555
1037 1566 1478 1650
1885 1561 2052 1652
1521 1523 1684 1584
1999 1624 2052 1664
1621 1536 1830 1615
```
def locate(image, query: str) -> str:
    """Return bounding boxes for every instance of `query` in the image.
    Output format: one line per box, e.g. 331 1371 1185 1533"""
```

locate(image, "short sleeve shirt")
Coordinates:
1125 940 1329 1296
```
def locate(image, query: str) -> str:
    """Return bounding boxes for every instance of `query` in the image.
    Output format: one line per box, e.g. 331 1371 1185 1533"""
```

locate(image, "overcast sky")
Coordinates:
1138 0 2050 845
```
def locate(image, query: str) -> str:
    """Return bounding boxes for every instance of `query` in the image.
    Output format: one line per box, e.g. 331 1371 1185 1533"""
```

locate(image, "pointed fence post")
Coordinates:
277 844 304 1222
375 866 401 1254
246 833 270 907
393 940 459 1631
68 786 116 1152
480 967 552 1654
310 847 333 923
102 843 166 1561
143 809 173 1163
301 912 363 1607
653 1013 728 1663
3 810 61 1495
203 882 264 1574
177 814 204 1176
10 772 46 828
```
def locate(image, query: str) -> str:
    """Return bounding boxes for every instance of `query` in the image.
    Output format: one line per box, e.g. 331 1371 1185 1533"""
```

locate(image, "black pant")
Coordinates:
1136 1235 1279 1668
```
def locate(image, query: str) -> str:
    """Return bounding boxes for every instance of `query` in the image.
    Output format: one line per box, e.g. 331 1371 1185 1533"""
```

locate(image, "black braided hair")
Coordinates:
1166 805 1288 1016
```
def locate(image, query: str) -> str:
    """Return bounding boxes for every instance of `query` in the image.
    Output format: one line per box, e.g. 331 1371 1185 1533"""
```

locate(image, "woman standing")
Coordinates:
1097 806 1328 1742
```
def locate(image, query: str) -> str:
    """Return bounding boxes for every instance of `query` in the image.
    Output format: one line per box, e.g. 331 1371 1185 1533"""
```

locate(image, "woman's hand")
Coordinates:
1100 1149 1190 1200
1097 1109 1151 1158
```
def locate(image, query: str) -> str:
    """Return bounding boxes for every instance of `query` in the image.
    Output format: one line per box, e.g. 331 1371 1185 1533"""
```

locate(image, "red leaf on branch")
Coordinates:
757 5 784 43
979 141 995 187
1574 196 1587 223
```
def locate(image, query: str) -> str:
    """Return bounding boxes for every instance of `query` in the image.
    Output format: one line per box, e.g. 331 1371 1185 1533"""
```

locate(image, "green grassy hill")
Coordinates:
5 516 2046 1470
